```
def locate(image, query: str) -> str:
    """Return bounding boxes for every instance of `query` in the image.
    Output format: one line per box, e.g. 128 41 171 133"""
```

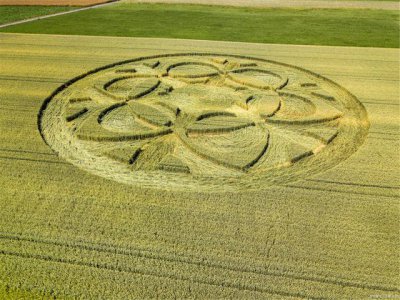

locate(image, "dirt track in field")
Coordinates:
0 0 115 5
126 0 399 10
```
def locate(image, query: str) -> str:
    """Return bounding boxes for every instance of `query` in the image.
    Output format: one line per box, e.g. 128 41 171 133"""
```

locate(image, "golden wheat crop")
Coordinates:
0 33 399 299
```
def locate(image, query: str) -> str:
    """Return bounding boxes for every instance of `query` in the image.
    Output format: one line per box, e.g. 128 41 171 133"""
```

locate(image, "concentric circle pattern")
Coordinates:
39 53 369 191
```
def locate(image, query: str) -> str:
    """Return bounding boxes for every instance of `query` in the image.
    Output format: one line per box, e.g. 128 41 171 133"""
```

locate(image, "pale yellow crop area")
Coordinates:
126 0 400 10
0 33 399 299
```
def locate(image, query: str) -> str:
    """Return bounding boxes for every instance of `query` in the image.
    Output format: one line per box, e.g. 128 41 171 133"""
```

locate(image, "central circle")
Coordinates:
39 53 369 191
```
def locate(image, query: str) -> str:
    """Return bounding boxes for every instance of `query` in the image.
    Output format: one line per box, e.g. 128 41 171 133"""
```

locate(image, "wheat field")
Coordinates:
126 0 400 10
0 33 399 299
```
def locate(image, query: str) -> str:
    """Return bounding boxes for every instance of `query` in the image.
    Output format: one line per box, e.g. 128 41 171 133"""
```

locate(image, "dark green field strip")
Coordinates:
0 4 399 48
0 232 398 295
0 6 76 25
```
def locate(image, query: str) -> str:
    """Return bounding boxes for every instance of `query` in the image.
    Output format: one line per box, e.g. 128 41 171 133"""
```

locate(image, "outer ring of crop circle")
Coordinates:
38 53 370 192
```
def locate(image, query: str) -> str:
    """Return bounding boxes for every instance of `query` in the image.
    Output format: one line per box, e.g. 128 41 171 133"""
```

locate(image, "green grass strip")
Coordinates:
0 5 77 25
1 3 399 48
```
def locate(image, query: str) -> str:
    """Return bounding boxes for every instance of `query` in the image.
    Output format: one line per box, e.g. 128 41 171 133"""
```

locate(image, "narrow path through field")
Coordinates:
128 0 399 10
0 0 119 29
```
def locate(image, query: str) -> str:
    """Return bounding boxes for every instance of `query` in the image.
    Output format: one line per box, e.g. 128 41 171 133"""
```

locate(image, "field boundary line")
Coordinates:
0 232 398 293
0 0 120 29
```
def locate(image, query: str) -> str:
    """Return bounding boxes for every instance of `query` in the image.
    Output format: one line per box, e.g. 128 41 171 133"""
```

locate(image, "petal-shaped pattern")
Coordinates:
115 63 160 75
256 126 324 168
180 122 269 170
132 139 175 170
128 102 175 127
246 92 281 118
303 126 338 145
105 77 161 100
100 104 151 133
167 62 221 78
186 114 255 135
266 92 342 124
76 104 172 142
157 154 191 173
65 107 89 123
104 144 144 164
93 71 161 101
227 68 288 90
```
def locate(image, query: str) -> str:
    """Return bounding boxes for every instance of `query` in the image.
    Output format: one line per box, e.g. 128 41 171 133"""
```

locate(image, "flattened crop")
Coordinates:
39 53 369 191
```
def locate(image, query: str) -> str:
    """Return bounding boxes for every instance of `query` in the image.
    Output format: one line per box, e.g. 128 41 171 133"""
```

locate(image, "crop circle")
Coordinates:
39 53 369 191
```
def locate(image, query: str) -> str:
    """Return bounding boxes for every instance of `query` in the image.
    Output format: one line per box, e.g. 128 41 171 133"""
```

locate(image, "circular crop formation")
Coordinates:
39 53 369 191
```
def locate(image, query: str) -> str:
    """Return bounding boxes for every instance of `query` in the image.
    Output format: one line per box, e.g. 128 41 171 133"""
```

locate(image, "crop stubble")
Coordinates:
0 33 399 298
